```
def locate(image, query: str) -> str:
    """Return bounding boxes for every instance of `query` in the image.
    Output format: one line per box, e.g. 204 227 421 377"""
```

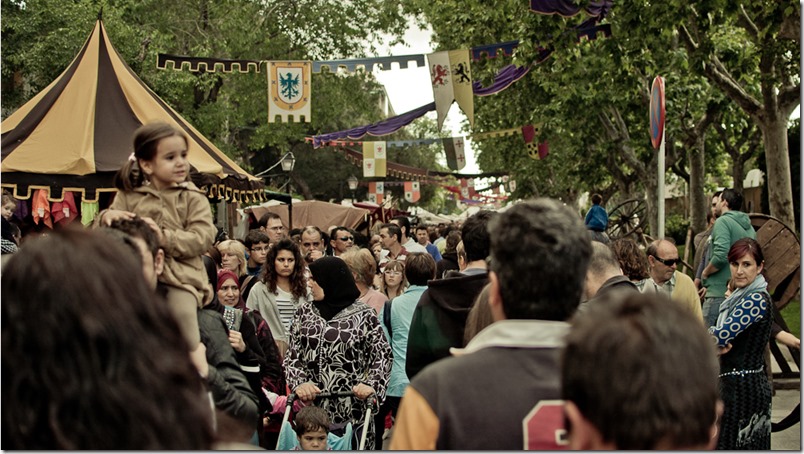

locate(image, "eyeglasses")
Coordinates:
652 256 679 267
338 236 354 242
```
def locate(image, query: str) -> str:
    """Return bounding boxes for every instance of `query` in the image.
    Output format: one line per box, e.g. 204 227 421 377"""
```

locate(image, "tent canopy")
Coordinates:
245 200 371 232
1 18 264 203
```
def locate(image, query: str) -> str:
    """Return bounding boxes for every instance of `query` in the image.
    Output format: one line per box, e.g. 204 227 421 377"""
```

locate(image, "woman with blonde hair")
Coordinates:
218 239 248 279
380 260 407 300
340 247 387 314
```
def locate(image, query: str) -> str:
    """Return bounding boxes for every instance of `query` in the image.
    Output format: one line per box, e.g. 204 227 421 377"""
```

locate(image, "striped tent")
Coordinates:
1 17 264 204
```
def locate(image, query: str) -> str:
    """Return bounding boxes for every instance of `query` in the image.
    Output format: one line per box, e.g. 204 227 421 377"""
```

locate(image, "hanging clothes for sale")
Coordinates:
32 189 53 228
52 192 79 225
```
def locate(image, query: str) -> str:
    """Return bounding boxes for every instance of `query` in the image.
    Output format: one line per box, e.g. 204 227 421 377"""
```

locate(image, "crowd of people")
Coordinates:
1 123 799 450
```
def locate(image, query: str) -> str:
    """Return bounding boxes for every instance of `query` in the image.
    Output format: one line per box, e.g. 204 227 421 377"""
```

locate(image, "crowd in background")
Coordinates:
2 172 799 449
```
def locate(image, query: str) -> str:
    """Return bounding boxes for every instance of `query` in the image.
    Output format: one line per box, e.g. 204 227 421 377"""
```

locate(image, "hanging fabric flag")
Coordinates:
427 50 474 131
442 136 467 171
404 181 421 203
449 49 474 128
427 51 452 130
522 124 541 160
538 141 550 159
460 178 474 199
362 141 387 177
267 61 311 123
368 181 384 205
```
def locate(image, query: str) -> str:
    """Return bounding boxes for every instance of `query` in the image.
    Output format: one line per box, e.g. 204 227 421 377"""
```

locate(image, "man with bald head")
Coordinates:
579 242 638 312
640 239 703 320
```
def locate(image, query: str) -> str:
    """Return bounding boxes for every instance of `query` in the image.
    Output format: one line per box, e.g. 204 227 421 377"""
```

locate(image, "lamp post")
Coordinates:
347 175 358 202
281 152 296 230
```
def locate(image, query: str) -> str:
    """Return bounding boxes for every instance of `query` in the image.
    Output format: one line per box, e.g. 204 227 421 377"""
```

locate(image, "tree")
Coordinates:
676 1 800 229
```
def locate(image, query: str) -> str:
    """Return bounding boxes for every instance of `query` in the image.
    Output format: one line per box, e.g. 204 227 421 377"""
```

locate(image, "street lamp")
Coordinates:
347 175 358 202
281 152 295 230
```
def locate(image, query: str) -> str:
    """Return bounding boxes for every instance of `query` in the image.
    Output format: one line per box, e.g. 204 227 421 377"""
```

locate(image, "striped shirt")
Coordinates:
275 286 297 331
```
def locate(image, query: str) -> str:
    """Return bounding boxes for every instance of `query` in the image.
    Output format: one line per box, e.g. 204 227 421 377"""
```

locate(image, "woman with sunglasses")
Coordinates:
380 260 407 301
708 238 771 450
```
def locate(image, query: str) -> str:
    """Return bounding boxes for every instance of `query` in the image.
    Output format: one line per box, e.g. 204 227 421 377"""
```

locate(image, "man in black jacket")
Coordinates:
405 210 495 380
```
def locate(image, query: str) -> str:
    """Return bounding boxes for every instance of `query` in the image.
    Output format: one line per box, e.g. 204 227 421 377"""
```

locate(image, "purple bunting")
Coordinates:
472 64 532 97
529 0 613 18
312 62 537 146
312 102 436 148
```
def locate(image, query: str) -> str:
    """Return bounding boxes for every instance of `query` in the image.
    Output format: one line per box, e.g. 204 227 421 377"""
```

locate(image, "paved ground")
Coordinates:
771 345 801 450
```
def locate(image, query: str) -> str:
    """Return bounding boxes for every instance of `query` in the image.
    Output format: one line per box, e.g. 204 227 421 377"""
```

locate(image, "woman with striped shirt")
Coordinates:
247 239 309 359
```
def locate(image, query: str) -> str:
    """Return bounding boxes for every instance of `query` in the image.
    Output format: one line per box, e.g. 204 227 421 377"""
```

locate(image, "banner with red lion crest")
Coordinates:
427 50 474 130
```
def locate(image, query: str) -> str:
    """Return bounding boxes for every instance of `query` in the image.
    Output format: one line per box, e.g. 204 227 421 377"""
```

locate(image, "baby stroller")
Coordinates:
276 391 377 450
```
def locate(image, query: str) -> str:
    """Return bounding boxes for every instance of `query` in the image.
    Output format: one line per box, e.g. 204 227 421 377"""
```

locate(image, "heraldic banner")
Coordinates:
362 141 387 177
404 181 420 203
442 136 467 171
368 181 384 204
268 61 311 123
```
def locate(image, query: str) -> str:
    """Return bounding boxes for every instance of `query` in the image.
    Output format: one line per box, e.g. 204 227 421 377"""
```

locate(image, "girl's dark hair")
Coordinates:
293 406 331 436
1 227 214 449
262 238 307 299
114 122 189 191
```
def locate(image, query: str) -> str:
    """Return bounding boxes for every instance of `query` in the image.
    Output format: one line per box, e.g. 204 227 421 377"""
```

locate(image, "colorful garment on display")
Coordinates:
52 191 78 225
32 189 53 228
81 200 100 226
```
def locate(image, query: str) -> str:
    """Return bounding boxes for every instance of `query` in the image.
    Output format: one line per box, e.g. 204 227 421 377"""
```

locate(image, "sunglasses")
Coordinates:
338 236 354 242
652 256 679 267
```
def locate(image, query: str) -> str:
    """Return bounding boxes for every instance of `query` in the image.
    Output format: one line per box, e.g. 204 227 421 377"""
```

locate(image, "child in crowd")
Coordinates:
2 191 17 221
294 406 331 451
99 122 216 349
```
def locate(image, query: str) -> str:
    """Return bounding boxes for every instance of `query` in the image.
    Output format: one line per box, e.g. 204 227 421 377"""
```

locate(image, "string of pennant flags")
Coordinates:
306 123 548 177
157 15 611 125
153 0 609 204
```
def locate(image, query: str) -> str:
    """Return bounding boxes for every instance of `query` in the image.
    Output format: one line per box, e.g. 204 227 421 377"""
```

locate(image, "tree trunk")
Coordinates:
731 156 745 194
688 134 707 234
762 117 795 229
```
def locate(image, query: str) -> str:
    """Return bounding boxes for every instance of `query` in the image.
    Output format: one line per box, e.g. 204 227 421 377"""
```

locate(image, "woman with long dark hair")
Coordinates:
708 238 772 449
246 238 309 358
2 228 214 449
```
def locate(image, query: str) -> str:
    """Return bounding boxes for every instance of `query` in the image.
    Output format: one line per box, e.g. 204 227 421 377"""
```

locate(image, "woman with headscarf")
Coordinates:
284 257 392 450
214 269 286 448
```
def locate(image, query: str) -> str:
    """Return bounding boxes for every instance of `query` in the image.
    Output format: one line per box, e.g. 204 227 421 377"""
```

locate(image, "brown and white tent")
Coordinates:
1 17 264 204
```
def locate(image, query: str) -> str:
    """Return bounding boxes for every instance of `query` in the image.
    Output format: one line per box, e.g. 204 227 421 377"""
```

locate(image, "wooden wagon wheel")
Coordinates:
606 198 648 241
749 214 800 310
